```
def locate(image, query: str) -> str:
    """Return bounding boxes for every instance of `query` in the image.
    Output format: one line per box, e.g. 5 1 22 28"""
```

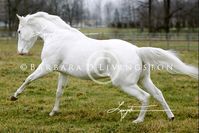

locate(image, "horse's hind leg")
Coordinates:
140 67 174 120
49 73 68 116
121 84 150 123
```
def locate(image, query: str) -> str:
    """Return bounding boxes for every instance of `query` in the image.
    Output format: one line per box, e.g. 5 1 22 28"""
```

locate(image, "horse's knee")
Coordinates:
140 77 151 89
141 77 164 100
154 90 164 102
142 92 150 104
56 90 63 97
155 89 163 96
25 75 34 83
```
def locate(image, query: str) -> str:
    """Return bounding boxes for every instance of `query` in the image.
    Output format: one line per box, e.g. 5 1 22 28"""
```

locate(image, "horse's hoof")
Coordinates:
10 96 18 101
169 117 175 121
49 112 54 116
49 111 59 116
132 119 143 123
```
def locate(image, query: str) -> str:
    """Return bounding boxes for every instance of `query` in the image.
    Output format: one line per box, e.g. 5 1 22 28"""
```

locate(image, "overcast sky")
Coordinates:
84 0 120 10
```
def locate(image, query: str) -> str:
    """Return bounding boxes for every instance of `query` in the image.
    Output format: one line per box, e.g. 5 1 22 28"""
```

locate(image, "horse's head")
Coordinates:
16 14 38 55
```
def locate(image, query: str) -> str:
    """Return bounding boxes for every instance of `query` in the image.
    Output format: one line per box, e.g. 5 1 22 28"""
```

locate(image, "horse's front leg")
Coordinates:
49 73 68 116
11 63 52 101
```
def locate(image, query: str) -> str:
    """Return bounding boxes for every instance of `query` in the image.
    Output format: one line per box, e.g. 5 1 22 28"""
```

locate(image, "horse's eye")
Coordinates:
18 30 20 34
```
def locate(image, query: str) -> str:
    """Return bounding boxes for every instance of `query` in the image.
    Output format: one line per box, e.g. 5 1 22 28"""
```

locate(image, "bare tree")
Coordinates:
163 0 170 33
61 0 84 26
7 0 22 31
104 2 114 26
93 0 102 27
113 8 121 27
148 0 152 32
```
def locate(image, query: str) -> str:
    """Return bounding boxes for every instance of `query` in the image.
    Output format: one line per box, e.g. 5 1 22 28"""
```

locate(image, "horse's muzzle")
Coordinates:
18 52 28 56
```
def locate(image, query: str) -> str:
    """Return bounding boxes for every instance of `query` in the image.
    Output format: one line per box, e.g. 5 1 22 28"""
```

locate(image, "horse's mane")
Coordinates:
25 12 82 34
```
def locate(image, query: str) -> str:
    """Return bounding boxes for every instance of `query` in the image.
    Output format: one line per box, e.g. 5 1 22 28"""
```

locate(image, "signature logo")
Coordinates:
107 101 171 121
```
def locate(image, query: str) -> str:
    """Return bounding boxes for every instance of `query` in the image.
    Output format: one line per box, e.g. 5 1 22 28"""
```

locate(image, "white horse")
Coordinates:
11 12 198 123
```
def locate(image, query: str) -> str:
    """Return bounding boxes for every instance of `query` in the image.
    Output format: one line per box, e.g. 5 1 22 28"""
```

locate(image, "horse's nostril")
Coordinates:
18 49 25 55
18 52 25 55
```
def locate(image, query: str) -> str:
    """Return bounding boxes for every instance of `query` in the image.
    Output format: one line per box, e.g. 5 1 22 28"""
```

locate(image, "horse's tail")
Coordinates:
137 47 198 79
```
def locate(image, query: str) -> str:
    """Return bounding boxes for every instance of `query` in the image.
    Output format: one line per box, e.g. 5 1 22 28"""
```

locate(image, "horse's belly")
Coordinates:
59 68 107 80
58 60 110 80
57 63 88 79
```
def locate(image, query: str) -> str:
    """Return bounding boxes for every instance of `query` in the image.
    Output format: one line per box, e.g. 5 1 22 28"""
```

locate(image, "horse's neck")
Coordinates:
32 18 85 41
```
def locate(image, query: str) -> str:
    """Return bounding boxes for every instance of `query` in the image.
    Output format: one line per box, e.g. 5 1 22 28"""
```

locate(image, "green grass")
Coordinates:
0 39 198 133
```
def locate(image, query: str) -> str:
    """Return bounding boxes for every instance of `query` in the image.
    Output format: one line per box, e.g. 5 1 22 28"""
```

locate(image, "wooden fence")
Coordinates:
0 31 198 51
86 32 198 51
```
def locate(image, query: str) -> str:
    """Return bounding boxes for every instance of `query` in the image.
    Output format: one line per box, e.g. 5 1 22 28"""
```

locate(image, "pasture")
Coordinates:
0 38 198 132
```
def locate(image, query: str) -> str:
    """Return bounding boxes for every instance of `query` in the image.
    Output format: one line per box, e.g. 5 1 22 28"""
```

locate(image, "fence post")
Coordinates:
132 32 135 43
148 33 151 47
166 33 170 49
187 33 190 51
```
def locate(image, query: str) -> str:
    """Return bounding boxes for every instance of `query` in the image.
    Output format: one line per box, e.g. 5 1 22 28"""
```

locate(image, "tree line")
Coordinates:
3 0 199 33
109 0 198 33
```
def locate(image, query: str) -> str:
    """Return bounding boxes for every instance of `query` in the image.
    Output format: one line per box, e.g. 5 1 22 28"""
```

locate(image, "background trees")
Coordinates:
1 0 198 33
136 0 198 32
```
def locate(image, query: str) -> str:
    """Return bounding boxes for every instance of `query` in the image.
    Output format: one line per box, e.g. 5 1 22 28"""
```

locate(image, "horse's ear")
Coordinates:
16 14 26 24
16 14 22 20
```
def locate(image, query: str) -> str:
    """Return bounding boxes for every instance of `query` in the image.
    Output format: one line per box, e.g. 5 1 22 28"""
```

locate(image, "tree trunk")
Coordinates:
148 0 152 32
7 0 12 32
164 0 170 33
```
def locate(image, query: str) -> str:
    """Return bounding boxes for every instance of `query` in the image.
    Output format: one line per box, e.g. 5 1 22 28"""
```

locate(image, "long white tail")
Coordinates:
137 47 198 79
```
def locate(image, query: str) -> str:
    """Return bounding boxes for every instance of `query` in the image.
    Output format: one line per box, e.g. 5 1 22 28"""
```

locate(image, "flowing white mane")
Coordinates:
25 12 81 34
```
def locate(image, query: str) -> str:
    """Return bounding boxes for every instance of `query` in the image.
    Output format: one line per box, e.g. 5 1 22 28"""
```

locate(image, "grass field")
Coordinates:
0 39 198 133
